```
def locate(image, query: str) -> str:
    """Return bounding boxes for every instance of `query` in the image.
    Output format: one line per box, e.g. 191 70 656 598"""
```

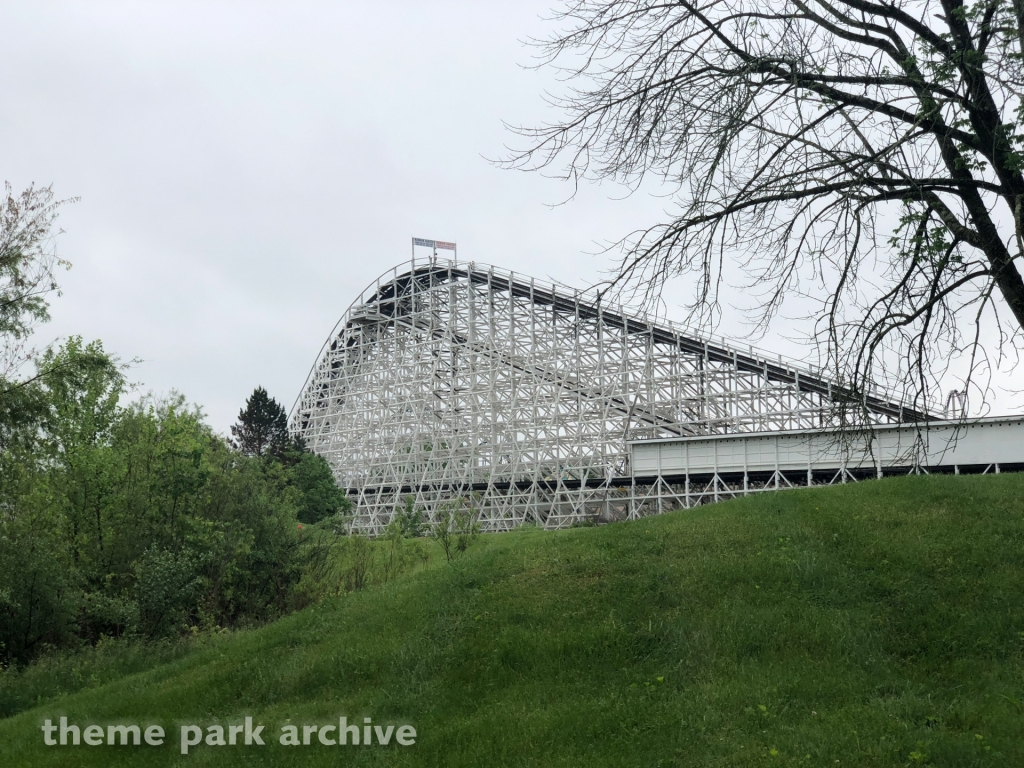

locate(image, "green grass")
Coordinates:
3 473 1024 767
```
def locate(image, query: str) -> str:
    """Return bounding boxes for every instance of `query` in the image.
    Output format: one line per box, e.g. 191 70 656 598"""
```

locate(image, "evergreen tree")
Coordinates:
230 386 289 458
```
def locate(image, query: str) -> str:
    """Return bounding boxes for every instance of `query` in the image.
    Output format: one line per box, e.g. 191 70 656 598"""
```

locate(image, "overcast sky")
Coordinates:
4 1 1019 429
4 0 677 430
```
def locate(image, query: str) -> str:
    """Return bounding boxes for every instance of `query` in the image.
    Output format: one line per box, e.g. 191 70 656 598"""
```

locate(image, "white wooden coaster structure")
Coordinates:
291 253 935 533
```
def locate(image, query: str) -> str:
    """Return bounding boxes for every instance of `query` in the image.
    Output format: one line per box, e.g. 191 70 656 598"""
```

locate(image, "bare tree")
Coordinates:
506 0 1024 416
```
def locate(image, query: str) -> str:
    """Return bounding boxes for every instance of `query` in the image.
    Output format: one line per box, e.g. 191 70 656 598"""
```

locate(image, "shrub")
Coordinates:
431 496 481 562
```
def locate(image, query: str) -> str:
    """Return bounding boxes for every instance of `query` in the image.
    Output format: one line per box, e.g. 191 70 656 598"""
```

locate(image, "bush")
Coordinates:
290 451 351 525
0 509 80 664
430 496 481 562
133 548 202 638
0 347 316 663
394 495 426 538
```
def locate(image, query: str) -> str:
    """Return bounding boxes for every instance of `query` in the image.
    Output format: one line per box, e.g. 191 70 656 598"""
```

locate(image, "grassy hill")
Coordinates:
2 473 1024 767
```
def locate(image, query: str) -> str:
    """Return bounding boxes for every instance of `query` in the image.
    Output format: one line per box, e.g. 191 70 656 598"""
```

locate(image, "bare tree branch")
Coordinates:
505 0 1024 418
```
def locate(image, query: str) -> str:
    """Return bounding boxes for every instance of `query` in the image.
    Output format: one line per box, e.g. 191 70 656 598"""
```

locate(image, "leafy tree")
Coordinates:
289 450 352 525
230 386 289 458
0 337 126 658
133 548 202 638
0 190 323 662
508 0 1024 415
0 361 312 663
0 464 80 661
36 339 125 583
0 375 44 453
0 182 74 379
230 386 351 524
196 437 302 627
0 182 75 449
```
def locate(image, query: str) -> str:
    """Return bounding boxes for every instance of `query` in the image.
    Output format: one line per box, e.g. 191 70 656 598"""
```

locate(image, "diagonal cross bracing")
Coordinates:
291 259 928 533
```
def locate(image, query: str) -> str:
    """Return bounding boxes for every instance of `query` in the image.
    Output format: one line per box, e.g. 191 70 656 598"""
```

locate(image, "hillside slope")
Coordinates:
2 474 1024 767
